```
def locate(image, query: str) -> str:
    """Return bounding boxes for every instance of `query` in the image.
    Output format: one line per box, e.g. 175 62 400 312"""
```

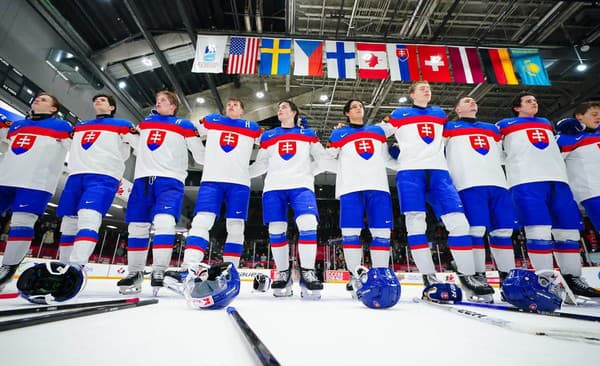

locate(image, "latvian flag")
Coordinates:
448 46 485 84
356 42 389 79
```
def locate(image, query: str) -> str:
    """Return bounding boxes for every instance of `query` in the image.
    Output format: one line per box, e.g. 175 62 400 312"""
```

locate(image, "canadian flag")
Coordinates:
356 42 389 79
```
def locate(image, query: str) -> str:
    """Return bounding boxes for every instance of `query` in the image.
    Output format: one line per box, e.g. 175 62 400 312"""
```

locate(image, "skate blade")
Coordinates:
119 286 142 295
273 288 293 297
300 288 321 300
152 286 162 296
467 294 494 304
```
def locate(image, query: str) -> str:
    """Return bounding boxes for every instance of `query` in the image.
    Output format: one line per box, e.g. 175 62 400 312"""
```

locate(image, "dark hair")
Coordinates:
278 100 300 125
156 90 180 115
511 92 535 116
454 95 476 108
93 94 117 116
37 92 60 114
227 97 245 110
343 99 364 122
574 101 600 117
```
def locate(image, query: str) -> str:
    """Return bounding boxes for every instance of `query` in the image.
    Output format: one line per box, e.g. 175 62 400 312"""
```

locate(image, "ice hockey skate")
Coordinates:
272 268 293 297
117 271 144 295
299 268 322 300
560 273 600 305
457 272 494 303
0 264 19 292
150 270 165 296
422 273 440 287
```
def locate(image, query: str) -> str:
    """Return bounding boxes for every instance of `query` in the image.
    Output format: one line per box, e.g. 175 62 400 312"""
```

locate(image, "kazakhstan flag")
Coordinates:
259 38 292 75
509 48 551 86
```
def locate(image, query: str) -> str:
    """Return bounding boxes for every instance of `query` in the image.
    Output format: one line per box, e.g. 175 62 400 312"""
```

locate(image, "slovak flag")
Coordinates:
11 134 36 155
386 44 419 81
356 42 388 79
417 123 435 144
469 135 490 155
354 139 374 160
293 40 323 77
146 130 166 151
278 141 296 160
417 45 452 83
325 41 356 79
81 131 100 150
527 129 549 149
220 132 239 152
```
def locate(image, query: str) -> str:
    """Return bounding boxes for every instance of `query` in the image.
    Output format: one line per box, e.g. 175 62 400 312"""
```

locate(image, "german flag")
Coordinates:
479 48 519 85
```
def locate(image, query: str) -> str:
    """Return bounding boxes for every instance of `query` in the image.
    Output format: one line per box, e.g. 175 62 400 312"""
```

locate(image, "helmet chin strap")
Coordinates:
45 262 70 275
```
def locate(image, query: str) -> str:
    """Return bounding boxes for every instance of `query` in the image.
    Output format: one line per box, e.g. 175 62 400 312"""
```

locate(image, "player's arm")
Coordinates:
381 141 400 171
377 116 396 138
186 131 206 166
310 141 337 175
249 148 269 178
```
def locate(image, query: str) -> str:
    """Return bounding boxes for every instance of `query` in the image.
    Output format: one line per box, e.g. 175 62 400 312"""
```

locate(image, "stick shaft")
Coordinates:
227 307 280 366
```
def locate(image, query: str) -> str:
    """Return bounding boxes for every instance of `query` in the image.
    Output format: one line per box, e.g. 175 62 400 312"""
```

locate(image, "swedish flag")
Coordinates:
509 48 551 86
259 38 292 75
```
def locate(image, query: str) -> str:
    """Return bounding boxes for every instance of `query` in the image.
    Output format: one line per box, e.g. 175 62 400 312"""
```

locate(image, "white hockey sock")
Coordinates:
182 249 205 269
473 248 486 273
410 248 436 274
342 248 362 276
450 248 475 275
298 231 317 270
70 240 96 266
370 248 390 268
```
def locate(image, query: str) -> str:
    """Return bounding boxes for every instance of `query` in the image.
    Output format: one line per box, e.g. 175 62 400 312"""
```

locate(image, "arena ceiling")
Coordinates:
30 0 600 142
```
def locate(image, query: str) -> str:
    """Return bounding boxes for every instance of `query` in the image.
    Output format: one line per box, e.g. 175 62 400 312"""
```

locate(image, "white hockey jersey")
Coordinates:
68 116 135 180
557 127 600 202
328 124 391 198
497 116 567 187
444 118 508 191
199 113 261 187
0 115 72 193
381 105 449 171
134 113 204 183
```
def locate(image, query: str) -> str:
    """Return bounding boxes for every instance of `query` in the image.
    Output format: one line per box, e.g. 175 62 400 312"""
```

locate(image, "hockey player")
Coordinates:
56 94 136 268
556 102 600 233
328 99 396 297
443 96 517 301
497 92 599 298
167 98 260 281
117 91 205 295
249 100 329 299
380 81 492 296
0 93 73 291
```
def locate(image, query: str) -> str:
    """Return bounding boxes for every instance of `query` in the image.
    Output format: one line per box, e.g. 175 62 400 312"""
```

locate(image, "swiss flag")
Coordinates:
81 131 101 150
278 140 296 160
220 132 239 152
417 45 452 83
469 135 490 155
356 43 389 79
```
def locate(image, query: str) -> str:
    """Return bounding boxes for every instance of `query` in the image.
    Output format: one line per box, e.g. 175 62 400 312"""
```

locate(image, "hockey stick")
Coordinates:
227 306 281 366
0 292 19 300
0 298 158 332
0 297 142 317
414 297 600 345
453 301 600 322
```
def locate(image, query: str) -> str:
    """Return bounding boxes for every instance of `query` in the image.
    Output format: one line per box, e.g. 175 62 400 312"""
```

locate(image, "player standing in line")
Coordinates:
327 99 395 296
249 100 331 299
165 98 261 283
497 92 599 297
117 91 205 295
443 96 517 301
55 94 136 271
381 81 492 296
556 102 600 237
0 93 73 291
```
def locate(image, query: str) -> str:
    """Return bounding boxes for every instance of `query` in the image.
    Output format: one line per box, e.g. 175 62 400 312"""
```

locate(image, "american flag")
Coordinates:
226 37 260 74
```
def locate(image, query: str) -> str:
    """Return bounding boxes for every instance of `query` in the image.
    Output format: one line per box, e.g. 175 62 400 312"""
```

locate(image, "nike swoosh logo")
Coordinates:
18 204 29 208
402 113 410 117
235 211 243 214
164 206 172 209
340 133 348 138
85 201 94 204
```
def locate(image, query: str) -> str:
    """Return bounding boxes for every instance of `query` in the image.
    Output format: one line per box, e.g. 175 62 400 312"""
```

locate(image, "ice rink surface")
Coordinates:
1 277 599 366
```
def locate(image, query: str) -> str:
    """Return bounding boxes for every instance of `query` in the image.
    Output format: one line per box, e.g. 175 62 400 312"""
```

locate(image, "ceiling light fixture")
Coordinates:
319 94 328 102
118 81 127 89
399 97 408 103
196 97 205 104
573 45 588 72
256 91 265 98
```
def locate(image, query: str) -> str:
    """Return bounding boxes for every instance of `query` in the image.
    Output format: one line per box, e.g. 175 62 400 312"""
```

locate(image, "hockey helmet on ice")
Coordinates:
422 283 463 303
252 273 272 292
17 262 86 304
354 267 401 309
500 269 563 312
184 262 240 310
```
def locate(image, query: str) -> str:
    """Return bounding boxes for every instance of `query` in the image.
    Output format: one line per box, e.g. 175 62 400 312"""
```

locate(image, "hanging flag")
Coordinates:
226 36 260 74
293 39 323 77
509 48 551 86
191 35 227 73
325 41 356 79
259 38 292 75
417 45 452 83
448 46 485 84
479 48 519 85
386 44 419 81
356 42 389 79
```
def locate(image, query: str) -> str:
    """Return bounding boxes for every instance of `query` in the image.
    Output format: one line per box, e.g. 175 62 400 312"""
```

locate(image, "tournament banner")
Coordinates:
191 35 227 73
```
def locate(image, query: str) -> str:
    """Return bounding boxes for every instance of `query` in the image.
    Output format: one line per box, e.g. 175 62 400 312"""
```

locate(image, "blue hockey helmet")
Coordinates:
500 269 563 312
184 262 240 310
555 117 583 135
422 283 463 303
17 262 86 304
354 267 401 309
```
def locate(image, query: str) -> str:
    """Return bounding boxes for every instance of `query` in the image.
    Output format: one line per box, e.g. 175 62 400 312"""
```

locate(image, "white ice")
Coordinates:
1 278 599 366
